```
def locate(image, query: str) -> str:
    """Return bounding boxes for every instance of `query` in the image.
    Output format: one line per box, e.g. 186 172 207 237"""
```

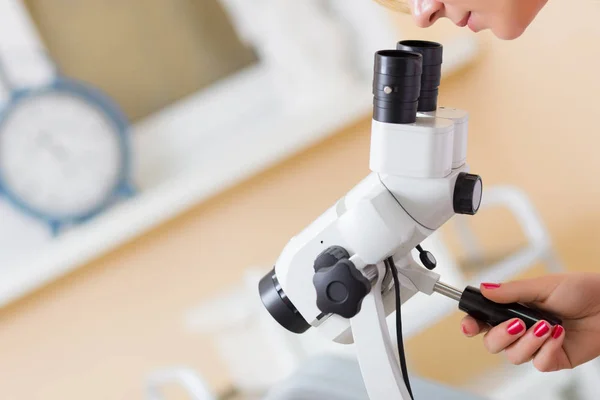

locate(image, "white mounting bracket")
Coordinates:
350 262 412 400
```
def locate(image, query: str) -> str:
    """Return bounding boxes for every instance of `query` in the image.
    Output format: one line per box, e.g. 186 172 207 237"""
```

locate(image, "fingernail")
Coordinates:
552 325 564 339
507 320 524 335
534 321 550 337
481 283 501 289
461 324 469 336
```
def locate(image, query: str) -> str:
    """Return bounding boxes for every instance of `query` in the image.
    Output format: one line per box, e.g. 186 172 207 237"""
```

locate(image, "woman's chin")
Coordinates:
493 25 528 40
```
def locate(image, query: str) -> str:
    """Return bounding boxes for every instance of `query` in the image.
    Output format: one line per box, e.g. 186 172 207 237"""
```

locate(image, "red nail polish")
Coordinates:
552 325 564 339
507 320 524 335
482 283 501 289
461 325 469 335
534 321 550 337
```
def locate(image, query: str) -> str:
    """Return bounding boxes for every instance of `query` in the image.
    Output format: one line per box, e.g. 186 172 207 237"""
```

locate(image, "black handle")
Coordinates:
459 286 562 329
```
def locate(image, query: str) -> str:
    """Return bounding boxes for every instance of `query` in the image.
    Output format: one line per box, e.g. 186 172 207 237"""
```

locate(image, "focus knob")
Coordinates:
453 172 483 215
314 246 350 272
416 245 437 270
313 259 371 319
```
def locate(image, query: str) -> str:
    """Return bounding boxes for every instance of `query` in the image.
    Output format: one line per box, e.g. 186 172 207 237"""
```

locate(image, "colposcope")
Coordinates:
259 40 560 400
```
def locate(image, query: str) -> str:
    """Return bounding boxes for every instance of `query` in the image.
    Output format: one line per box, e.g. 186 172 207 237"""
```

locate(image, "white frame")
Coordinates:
0 0 479 307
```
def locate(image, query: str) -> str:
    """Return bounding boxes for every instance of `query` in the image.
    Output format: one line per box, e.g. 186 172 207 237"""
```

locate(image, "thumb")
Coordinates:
479 275 563 305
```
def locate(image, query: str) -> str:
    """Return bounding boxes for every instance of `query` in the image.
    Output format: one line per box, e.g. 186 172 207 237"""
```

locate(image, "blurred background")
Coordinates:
0 0 599 399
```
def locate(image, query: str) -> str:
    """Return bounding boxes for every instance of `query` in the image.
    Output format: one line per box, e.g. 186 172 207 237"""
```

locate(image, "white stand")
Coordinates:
350 263 411 400
0 0 54 90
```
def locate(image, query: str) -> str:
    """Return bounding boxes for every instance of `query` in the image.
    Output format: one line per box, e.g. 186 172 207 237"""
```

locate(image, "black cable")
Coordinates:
386 256 414 399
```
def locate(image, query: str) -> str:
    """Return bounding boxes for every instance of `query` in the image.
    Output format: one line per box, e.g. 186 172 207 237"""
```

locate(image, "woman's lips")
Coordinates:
457 12 471 28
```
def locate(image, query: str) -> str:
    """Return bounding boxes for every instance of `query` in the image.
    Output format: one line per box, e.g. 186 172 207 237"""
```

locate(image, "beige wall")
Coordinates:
2 1 600 399
23 0 256 121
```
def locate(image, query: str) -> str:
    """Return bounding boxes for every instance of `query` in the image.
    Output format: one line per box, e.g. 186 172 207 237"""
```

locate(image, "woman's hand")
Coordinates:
461 273 600 372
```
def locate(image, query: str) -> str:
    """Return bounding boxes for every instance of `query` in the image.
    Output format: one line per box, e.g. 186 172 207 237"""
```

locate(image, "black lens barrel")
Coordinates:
259 268 310 334
373 50 423 124
396 40 443 112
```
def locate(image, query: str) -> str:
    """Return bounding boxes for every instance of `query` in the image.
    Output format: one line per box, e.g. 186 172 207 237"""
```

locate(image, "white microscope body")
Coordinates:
259 41 482 400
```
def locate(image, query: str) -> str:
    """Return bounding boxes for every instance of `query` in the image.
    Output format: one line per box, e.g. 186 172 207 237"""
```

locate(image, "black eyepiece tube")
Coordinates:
396 40 443 112
373 50 422 124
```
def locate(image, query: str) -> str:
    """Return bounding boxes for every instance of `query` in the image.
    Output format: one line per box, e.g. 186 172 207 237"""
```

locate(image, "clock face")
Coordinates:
0 90 124 219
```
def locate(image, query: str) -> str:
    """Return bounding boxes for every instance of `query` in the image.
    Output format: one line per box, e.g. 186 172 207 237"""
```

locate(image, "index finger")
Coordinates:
480 274 564 305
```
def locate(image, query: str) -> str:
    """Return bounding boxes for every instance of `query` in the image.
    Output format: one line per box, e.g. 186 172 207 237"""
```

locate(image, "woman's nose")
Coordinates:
411 0 445 28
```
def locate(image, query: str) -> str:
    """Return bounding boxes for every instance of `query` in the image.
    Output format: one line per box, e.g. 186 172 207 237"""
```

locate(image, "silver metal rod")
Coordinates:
362 264 379 284
433 281 463 302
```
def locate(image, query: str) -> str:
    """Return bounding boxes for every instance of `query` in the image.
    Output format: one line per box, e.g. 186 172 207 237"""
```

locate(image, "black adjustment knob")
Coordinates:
314 246 350 272
416 245 437 270
313 259 371 319
453 172 483 215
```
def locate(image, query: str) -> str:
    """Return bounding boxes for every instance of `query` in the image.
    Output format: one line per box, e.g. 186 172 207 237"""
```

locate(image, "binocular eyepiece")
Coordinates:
373 50 422 124
373 40 443 124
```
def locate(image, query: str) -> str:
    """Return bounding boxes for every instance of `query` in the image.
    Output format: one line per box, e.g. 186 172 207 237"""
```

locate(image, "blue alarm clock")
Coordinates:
0 77 135 235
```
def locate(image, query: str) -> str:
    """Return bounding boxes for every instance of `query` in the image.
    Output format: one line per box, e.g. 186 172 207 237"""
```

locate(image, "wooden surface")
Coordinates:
2 1 600 398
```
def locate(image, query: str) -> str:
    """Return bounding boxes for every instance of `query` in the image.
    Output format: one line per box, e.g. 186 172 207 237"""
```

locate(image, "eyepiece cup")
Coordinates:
373 50 423 124
397 40 443 112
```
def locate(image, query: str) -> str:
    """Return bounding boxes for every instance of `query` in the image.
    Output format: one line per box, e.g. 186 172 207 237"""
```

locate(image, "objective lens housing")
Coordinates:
259 268 310 334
